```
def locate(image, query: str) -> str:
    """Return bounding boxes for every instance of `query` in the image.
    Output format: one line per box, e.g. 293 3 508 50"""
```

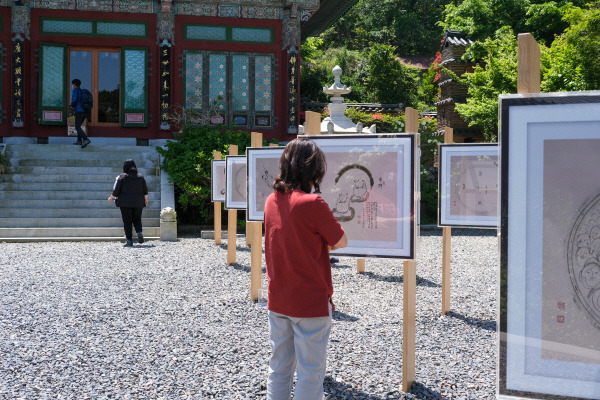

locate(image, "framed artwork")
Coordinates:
499 91 600 400
211 160 226 202
300 134 416 259
246 147 284 221
438 143 499 228
225 155 247 210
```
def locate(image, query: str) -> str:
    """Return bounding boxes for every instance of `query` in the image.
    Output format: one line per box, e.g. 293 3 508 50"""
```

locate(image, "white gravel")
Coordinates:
0 229 498 399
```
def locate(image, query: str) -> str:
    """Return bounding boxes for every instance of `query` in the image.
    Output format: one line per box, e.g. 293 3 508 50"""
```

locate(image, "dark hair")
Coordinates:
273 138 326 193
72 79 81 87
123 159 138 175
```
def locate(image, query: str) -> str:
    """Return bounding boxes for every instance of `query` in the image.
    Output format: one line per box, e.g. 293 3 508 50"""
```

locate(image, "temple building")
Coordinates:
0 0 356 144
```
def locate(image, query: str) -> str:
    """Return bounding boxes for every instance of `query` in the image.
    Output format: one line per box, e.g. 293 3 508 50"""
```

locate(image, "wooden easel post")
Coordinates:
214 151 222 245
227 145 238 266
402 107 419 392
357 258 365 273
250 132 263 301
305 110 321 136
517 33 541 94
442 127 453 315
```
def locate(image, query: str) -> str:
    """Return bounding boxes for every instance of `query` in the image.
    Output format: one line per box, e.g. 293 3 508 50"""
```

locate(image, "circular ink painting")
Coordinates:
567 194 600 330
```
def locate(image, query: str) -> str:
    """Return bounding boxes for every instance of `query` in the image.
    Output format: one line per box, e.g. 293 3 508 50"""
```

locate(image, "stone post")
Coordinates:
160 207 177 241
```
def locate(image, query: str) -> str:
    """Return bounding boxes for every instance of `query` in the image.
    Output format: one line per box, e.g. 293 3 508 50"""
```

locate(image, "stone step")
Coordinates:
0 199 161 209
5 150 159 162
0 190 160 201
0 227 161 238
6 166 158 176
0 173 160 184
11 158 158 168
0 217 160 228
0 181 160 192
0 208 160 219
7 144 161 154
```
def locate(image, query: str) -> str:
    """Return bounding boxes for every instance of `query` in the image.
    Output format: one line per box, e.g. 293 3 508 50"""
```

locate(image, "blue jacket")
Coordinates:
70 87 85 114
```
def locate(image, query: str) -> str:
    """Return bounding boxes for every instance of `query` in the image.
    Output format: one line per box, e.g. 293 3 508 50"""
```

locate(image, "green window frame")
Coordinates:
121 47 148 127
183 24 274 44
38 43 68 125
183 50 274 129
40 18 148 39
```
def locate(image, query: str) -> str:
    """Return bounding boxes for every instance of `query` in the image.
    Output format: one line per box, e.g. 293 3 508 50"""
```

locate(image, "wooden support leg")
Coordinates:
442 227 451 314
357 258 365 274
214 202 222 245
250 222 263 301
402 259 416 392
227 209 237 265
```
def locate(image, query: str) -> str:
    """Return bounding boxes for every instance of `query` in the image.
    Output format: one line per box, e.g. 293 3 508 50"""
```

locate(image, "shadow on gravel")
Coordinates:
410 381 447 399
218 244 252 253
332 310 359 322
446 311 496 332
323 376 385 399
229 263 266 274
332 262 352 269
358 272 440 287
420 228 496 237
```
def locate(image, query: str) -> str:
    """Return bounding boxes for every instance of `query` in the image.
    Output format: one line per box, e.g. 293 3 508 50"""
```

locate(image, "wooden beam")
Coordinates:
305 110 321 135
401 107 418 392
442 127 453 315
517 33 541 94
402 259 416 392
356 258 365 274
250 132 264 301
227 145 238 266
214 151 222 246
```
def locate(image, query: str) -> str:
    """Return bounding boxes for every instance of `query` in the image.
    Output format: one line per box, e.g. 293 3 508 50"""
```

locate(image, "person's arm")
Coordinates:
70 88 78 108
144 194 149 206
330 232 348 251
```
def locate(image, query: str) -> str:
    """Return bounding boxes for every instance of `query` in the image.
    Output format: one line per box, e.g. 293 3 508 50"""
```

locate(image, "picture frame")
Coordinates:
246 147 284 221
225 155 247 210
300 134 416 259
499 91 600 400
438 143 499 228
211 159 226 203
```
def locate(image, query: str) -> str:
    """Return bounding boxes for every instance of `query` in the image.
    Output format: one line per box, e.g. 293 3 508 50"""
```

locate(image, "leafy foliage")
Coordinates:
321 0 453 56
156 126 251 224
453 27 519 142
541 5 600 91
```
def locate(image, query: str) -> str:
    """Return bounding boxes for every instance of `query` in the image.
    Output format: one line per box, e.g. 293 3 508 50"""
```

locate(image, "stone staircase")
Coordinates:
0 143 164 241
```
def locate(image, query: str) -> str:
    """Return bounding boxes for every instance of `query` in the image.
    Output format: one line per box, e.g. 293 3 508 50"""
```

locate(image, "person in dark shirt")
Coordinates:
70 79 91 148
108 159 149 246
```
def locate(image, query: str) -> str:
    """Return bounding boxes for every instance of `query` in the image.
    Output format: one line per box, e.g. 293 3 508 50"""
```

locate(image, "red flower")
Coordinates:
372 113 383 120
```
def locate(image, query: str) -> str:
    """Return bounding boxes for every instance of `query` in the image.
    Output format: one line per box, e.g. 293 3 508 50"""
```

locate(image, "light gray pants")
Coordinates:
267 304 332 400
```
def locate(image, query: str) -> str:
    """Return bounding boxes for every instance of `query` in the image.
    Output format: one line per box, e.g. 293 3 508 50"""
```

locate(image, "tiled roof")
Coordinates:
441 30 473 48
301 0 359 40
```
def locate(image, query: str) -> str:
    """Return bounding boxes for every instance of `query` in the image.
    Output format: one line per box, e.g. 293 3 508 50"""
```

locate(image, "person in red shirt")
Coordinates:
264 138 347 400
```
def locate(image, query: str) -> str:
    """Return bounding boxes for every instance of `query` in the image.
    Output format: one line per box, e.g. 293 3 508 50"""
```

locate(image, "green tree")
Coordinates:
541 5 600 91
321 0 453 56
364 44 421 105
453 27 518 141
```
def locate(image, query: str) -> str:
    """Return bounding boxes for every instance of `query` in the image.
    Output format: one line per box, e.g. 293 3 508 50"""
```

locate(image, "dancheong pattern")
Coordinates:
254 55 272 112
123 49 145 109
231 55 250 112
209 54 227 111
42 46 65 108
185 52 203 110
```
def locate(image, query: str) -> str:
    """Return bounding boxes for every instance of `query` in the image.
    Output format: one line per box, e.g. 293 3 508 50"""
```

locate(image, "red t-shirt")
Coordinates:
264 189 345 318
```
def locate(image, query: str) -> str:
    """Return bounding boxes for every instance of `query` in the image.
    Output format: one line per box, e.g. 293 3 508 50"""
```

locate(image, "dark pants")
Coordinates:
119 207 143 240
75 112 88 141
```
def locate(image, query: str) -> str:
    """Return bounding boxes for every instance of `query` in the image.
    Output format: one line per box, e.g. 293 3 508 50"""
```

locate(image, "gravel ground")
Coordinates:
0 229 498 399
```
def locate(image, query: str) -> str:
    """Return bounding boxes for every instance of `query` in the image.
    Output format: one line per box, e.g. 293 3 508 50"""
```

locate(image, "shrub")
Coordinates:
156 125 251 225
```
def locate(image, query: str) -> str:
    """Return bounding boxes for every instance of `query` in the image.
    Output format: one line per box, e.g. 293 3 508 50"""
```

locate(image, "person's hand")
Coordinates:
107 196 113 204
145 198 149 206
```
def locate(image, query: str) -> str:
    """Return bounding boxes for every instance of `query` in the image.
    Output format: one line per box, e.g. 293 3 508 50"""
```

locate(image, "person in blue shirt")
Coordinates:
70 79 91 148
